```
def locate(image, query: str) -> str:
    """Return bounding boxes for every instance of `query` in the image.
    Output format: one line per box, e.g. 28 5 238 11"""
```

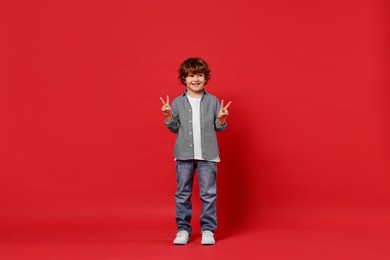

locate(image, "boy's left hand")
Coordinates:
218 100 232 125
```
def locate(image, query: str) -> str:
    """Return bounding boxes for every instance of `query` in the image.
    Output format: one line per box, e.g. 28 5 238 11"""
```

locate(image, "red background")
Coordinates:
1 0 389 259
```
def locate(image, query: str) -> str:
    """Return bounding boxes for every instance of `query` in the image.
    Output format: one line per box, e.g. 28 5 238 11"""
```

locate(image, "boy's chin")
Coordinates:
189 87 204 92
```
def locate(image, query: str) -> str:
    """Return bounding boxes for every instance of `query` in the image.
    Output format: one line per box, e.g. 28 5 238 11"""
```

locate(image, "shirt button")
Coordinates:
189 132 192 135
189 120 192 123
190 144 192 147
189 109 191 112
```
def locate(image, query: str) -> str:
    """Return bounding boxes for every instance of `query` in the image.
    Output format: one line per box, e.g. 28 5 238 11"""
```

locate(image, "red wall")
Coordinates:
1 0 389 232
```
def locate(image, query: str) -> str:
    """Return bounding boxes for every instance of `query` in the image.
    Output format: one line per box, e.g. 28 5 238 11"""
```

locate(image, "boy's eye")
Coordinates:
187 74 203 78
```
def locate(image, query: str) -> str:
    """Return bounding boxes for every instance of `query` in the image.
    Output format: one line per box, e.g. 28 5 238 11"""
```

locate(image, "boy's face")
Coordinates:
185 72 206 94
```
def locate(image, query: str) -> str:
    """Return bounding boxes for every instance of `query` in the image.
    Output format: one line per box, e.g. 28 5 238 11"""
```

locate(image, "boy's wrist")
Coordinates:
217 118 226 126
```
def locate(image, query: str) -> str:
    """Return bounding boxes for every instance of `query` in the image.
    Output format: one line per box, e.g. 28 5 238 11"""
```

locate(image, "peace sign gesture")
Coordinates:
160 95 172 121
217 99 232 125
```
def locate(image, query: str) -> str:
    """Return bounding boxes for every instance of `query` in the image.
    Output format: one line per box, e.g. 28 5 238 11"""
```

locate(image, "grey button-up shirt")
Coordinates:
165 90 227 161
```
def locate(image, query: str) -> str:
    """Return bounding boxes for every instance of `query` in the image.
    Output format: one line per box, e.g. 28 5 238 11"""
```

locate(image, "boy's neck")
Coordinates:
186 88 203 98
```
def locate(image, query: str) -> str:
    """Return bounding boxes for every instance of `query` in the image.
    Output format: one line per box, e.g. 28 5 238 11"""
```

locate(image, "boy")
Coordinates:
160 58 231 245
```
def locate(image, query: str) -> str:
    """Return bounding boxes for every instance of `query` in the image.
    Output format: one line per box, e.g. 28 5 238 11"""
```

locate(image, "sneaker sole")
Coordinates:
173 239 190 245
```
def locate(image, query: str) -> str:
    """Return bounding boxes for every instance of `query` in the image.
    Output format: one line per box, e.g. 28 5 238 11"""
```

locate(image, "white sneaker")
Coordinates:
201 230 215 245
173 230 190 245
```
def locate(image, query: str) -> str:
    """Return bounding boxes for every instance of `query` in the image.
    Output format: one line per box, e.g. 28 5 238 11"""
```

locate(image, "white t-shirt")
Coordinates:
187 95 220 162
187 95 203 160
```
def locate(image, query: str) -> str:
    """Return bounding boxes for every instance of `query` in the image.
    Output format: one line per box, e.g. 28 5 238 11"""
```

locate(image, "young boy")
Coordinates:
160 58 231 245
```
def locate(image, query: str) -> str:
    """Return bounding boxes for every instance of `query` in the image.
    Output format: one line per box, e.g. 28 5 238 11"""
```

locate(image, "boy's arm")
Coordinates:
215 99 231 132
163 98 180 133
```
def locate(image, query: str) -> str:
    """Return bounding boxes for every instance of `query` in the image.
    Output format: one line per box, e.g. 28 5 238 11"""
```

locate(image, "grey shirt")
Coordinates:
165 90 227 161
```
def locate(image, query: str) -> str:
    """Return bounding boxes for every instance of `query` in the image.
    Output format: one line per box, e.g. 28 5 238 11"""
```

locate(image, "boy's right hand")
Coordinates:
160 95 172 122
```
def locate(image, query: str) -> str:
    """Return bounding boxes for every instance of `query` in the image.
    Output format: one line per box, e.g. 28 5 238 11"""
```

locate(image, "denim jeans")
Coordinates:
175 160 218 234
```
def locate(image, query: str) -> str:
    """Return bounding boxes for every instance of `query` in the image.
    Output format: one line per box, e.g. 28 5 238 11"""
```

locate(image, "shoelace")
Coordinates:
177 231 188 237
202 231 213 238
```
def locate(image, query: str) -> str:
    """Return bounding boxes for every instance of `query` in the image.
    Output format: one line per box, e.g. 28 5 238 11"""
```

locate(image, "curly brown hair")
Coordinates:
178 58 211 86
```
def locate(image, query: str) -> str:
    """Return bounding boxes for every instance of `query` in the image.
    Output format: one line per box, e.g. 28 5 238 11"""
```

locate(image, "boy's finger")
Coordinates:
160 97 166 105
167 95 170 105
220 100 224 109
224 101 232 109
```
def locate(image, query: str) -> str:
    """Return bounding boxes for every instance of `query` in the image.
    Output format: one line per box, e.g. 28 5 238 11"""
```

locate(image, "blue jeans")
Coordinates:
175 160 218 234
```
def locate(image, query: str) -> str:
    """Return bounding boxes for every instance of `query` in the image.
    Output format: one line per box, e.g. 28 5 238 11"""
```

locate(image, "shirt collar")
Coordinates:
182 89 207 97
